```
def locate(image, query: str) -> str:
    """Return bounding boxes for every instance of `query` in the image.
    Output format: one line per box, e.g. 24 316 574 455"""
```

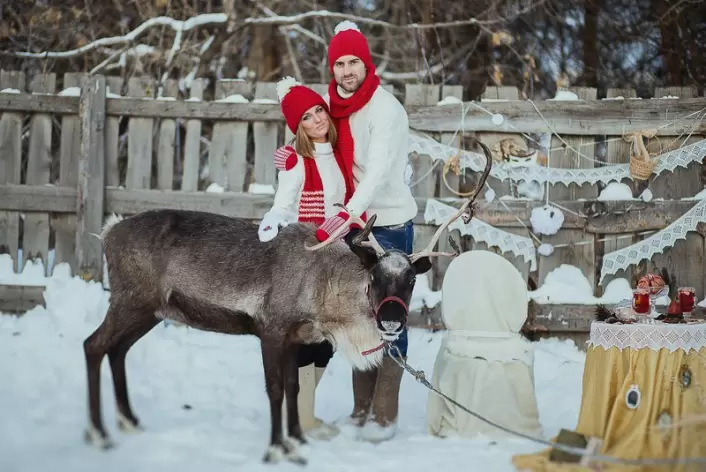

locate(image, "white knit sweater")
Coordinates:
324 85 418 227
264 141 346 223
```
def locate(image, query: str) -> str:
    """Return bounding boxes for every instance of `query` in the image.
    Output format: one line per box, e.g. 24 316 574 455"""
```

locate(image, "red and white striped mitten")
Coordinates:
315 211 351 242
273 145 298 171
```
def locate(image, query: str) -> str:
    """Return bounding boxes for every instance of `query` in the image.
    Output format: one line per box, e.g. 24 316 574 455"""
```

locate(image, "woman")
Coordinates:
258 76 356 441
258 76 362 241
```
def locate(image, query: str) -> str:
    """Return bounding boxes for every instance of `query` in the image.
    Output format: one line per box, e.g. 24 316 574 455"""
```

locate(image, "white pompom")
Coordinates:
334 20 360 35
276 76 300 102
529 204 565 236
537 243 554 257
640 188 653 202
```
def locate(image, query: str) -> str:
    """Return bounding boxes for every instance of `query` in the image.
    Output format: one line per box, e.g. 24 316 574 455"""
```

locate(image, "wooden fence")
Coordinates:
1 69 706 341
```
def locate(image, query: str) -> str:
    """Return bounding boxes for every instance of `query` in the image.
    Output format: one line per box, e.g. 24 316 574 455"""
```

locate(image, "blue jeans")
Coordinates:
368 220 414 358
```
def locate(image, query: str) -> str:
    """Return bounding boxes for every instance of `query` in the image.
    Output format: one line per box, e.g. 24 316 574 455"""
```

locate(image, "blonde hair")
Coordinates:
293 117 338 158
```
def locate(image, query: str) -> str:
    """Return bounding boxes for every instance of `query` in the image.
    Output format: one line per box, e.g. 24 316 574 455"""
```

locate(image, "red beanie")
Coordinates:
276 77 329 133
327 21 374 72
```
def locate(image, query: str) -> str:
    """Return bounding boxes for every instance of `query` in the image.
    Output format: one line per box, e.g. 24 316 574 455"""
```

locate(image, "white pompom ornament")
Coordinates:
276 76 300 102
334 20 360 35
537 243 554 257
529 204 565 236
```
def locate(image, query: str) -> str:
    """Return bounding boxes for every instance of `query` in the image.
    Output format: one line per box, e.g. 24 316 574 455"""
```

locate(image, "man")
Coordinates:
315 20 418 442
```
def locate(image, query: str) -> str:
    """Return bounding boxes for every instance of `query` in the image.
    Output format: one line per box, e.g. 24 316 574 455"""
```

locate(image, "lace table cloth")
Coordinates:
588 320 706 353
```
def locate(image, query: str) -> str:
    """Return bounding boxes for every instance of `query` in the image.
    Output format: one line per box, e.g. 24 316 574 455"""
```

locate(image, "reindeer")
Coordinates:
82 141 493 465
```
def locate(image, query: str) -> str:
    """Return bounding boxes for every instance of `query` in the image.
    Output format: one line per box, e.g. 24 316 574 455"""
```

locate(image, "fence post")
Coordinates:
75 75 106 282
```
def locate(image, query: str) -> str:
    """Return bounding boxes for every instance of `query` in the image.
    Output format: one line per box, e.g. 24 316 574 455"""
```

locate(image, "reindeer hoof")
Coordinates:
287 429 308 446
84 426 114 450
117 412 143 434
283 438 308 466
262 445 285 464
263 439 308 465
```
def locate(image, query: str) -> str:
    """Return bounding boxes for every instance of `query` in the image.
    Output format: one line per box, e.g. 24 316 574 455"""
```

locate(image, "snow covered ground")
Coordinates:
1 255 586 472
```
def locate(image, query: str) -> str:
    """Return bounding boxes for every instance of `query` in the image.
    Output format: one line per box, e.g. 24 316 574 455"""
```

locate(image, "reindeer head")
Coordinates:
305 213 428 341
305 139 494 342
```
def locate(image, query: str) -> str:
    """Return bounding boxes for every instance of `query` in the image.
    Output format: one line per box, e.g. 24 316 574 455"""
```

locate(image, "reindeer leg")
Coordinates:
261 336 288 464
83 304 125 449
108 313 160 433
282 343 307 465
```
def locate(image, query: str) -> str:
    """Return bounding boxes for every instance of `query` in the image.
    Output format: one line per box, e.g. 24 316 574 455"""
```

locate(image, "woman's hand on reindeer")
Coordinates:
273 145 298 171
258 212 289 242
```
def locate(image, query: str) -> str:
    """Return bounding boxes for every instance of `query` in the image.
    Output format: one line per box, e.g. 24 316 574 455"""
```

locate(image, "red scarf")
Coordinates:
327 71 381 205
297 148 354 225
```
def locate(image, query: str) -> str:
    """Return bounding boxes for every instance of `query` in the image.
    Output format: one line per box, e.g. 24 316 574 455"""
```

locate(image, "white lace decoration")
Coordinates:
588 320 706 353
424 199 537 271
600 199 706 283
409 132 706 186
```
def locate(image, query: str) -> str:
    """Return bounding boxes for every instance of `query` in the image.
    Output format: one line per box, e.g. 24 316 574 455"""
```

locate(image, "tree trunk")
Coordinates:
652 0 683 85
579 0 601 87
247 24 280 80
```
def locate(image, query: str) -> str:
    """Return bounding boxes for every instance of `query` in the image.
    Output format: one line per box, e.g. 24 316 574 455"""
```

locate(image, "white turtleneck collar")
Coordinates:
336 85 355 99
313 141 333 155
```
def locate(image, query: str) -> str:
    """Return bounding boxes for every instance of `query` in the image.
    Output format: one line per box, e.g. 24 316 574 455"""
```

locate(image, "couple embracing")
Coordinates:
257 21 417 442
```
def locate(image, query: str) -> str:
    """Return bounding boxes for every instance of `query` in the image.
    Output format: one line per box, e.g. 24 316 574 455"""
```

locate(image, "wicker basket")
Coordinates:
629 155 655 180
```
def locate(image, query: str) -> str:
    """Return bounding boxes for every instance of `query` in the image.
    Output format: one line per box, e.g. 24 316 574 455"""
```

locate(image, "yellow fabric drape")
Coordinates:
512 346 706 472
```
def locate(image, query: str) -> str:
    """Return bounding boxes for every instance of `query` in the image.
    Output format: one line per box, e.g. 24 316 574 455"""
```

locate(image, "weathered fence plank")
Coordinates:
435 85 467 290
478 86 518 197
472 86 533 282
207 79 252 191
181 78 204 191
549 87 599 201
598 88 638 292
252 82 279 189
0 71 25 272
405 83 443 327
75 75 106 281
540 88 598 290
650 87 703 200
54 72 86 274
104 76 123 188
126 77 155 190
22 73 55 274
156 80 179 190
650 87 705 300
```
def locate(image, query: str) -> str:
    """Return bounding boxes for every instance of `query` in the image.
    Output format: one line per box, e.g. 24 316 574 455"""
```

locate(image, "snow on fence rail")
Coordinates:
1 69 706 337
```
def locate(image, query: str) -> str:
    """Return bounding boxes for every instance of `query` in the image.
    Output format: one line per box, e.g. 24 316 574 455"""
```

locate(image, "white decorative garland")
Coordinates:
409 132 706 186
589 321 706 353
424 199 537 271
599 199 706 284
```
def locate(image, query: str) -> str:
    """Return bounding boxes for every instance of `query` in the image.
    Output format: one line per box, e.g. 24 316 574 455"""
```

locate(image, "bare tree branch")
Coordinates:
0 5 549 60
2 13 229 59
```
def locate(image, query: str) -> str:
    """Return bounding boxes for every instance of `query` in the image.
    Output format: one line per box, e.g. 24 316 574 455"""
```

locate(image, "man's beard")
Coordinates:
339 75 362 93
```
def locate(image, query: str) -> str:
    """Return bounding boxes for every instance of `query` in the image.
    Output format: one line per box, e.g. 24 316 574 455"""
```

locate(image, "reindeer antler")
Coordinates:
351 214 386 256
409 138 493 263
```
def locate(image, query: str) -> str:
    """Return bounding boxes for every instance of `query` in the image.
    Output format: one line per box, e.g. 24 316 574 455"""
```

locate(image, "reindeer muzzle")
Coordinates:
374 296 408 341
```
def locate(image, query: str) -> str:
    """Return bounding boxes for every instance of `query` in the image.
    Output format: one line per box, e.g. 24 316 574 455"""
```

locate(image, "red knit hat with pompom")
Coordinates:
327 21 374 72
276 76 328 133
